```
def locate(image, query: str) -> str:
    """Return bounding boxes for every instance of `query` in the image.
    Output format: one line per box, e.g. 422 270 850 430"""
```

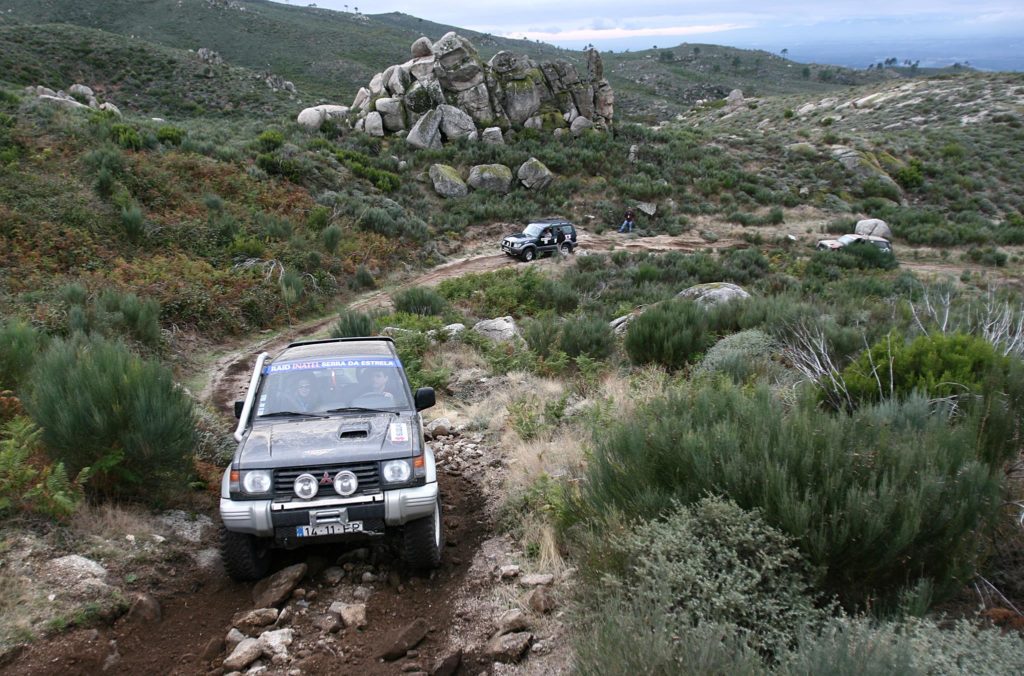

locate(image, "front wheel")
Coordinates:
221 527 272 581
401 500 443 570
520 248 536 262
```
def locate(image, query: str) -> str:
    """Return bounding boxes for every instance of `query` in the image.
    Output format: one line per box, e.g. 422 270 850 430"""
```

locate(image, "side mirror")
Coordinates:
234 400 245 419
414 387 435 411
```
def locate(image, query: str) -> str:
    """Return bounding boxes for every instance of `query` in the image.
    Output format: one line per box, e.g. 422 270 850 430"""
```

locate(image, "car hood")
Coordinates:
503 233 532 242
237 412 419 468
818 239 842 247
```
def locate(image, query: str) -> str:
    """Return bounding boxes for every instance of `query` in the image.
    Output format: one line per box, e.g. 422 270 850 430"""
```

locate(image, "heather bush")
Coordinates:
120 203 145 243
559 316 614 360
0 320 47 391
570 381 1011 609
330 310 376 338
321 224 342 253
25 335 196 501
521 315 561 359
349 265 376 291
393 286 447 316
596 497 827 656
624 300 713 369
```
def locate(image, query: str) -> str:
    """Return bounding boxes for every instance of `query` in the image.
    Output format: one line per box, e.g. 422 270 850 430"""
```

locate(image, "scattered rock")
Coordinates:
259 628 294 657
516 157 554 190
429 164 468 198
223 638 262 671
201 636 224 662
519 573 554 587
855 218 892 239
481 127 504 144
380 618 430 660
472 317 519 343
524 586 556 614
431 649 462 676
252 563 307 608
425 418 452 439
233 608 279 635
322 566 345 586
498 564 521 579
125 593 161 624
296 104 349 130
677 282 750 307
226 627 246 651
329 602 367 629
635 201 657 217
483 631 532 663
495 609 530 636
467 164 513 193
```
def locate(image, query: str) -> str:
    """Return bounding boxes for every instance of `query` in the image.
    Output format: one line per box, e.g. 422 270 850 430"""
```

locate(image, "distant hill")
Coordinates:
0 0 936 121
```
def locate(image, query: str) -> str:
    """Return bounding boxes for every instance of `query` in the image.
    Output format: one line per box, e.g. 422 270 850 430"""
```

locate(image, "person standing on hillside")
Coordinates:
619 208 636 233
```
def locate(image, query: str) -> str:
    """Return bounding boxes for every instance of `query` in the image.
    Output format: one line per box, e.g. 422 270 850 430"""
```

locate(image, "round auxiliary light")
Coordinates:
293 473 319 500
333 470 358 497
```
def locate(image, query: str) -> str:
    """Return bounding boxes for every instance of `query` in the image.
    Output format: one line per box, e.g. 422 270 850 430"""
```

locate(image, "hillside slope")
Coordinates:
1 0 923 120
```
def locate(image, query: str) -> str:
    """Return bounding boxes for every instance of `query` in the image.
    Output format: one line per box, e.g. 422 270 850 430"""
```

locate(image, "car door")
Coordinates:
537 228 557 255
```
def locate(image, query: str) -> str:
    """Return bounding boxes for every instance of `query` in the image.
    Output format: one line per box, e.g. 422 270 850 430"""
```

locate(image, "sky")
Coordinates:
288 0 1024 69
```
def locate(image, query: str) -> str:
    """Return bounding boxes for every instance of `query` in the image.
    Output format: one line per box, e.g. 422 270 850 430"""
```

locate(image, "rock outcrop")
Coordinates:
348 32 613 145
26 83 121 117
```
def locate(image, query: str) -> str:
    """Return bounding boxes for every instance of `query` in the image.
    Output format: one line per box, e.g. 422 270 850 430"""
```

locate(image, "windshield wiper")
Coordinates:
324 406 396 415
257 411 328 419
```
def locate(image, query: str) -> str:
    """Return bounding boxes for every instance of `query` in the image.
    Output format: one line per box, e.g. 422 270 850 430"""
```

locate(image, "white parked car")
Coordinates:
816 233 893 253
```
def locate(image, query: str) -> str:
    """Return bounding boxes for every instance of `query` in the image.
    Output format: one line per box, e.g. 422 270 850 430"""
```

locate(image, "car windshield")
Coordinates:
523 223 546 237
838 234 860 244
255 357 411 417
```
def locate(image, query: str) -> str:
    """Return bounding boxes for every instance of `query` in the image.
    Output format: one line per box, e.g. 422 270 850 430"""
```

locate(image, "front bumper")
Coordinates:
220 481 439 537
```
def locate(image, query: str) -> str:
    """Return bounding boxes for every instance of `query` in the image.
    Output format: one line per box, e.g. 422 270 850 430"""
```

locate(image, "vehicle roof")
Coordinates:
275 338 397 362
527 218 571 225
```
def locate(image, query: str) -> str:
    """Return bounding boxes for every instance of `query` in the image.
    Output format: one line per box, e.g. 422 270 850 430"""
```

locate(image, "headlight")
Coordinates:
294 473 319 500
381 459 411 484
241 470 272 495
333 470 358 496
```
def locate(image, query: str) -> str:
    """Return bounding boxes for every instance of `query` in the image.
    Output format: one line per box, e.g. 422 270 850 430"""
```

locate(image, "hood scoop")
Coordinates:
338 423 370 440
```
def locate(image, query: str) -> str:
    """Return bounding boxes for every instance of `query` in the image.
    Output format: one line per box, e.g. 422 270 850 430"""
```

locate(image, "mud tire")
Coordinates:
520 248 536 262
221 527 272 581
401 500 443 570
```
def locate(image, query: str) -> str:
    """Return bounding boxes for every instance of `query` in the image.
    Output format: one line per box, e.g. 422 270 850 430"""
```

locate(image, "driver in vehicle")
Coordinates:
369 369 395 400
284 376 318 413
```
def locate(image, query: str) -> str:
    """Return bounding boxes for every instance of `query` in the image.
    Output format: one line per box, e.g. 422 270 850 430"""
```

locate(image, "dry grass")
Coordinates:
70 502 163 542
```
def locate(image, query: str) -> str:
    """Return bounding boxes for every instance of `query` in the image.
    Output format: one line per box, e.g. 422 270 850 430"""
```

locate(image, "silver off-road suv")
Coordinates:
219 337 442 581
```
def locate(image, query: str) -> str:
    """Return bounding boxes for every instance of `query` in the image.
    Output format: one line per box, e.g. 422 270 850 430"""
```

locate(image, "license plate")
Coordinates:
296 522 363 537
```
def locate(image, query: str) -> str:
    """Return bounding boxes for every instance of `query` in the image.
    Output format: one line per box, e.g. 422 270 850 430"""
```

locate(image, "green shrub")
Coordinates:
257 129 285 151
156 125 184 146
842 331 1007 404
0 320 47 391
321 224 342 253
0 417 87 520
602 497 826 656
25 336 196 501
624 300 712 369
393 286 448 316
110 124 142 150
120 204 145 243
349 265 376 291
60 287 162 349
570 382 1010 609
559 316 614 360
307 205 331 232
521 315 561 359
94 167 116 199
330 310 376 338
575 594 762 676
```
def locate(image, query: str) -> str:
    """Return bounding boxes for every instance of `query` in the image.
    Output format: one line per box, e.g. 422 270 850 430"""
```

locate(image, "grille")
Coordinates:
273 462 380 498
